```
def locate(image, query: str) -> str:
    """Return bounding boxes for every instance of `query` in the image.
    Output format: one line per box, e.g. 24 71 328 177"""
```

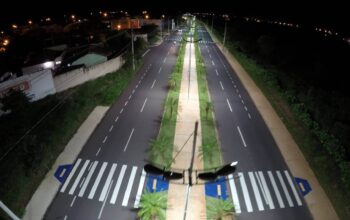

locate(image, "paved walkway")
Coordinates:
23 106 109 220
166 39 207 220
206 25 339 220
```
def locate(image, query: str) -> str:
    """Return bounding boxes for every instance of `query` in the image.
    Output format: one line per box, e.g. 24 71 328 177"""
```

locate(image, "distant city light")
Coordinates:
117 24 121 30
71 15 76 20
103 12 108 17
2 39 9 46
145 15 149 19
45 17 51 22
12 24 18 29
28 20 33 25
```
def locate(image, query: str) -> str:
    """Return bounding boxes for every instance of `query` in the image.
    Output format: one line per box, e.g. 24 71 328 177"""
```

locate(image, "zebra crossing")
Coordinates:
59 158 146 208
227 170 303 214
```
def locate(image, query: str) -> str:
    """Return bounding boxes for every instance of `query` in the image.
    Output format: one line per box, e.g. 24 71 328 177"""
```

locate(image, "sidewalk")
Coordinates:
166 40 206 219
22 106 109 220
206 26 339 220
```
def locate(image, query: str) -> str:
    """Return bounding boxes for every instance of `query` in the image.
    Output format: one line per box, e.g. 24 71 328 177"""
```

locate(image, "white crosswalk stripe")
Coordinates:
59 159 145 208
228 170 304 213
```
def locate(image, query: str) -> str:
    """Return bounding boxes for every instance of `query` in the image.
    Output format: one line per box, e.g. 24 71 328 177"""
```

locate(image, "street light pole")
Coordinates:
211 14 214 33
223 20 227 50
131 27 135 71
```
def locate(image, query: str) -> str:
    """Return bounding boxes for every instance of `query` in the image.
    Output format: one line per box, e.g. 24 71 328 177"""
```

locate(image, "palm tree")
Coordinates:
205 101 214 120
168 79 176 91
138 191 167 220
167 97 178 119
198 142 216 165
148 136 170 165
206 196 235 220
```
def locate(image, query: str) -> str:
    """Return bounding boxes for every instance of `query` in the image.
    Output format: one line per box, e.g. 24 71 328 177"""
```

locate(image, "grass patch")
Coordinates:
148 34 187 167
194 31 221 169
0 56 143 218
205 23 350 219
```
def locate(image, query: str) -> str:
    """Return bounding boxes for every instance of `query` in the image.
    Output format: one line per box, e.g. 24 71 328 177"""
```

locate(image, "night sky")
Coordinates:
1 0 349 35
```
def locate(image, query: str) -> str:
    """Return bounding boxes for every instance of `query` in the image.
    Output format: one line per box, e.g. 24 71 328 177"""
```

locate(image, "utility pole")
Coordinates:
0 201 20 220
211 14 214 33
223 20 227 50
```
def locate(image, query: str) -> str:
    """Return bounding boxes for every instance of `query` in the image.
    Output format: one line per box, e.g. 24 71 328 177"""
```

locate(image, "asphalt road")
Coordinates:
45 31 184 220
197 25 313 220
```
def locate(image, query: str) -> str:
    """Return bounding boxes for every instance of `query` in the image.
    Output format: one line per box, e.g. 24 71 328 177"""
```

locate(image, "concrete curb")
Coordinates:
22 106 109 220
205 25 339 220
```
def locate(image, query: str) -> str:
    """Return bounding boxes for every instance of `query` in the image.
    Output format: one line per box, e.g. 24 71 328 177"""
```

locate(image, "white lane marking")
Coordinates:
285 171 302 206
128 95 132 100
228 174 241 214
209 54 212 58
268 171 285 208
115 116 119 122
136 84 139 88
124 101 128 106
110 165 127 204
88 162 107 199
139 80 142 84
236 89 239 93
96 147 101 157
79 161 98 197
277 171 294 207
124 128 135 152
64 215 67 220
60 158 82 193
219 81 224 90
103 136 108 144
163 58 167 63
134 169 147 208
212 60 215 66
244 106 248 111
140 98 148 112
237 126 247 147
239 173 253 212
239 94 242 98
142 49 150 57
226 98 232 112
79 177 86 188
70 195 77 207
120 108 124 114
69 160 89 195
132 89 135 94
99 164 117 201
248 113 252 119
241 100 245 104
109 125 114 132
248 172 264 211
215 69 219 76
234 85 237 88
258 171 275 209
98 180 113 219
151 80 156 89
122 166 138 206
158 67 162 74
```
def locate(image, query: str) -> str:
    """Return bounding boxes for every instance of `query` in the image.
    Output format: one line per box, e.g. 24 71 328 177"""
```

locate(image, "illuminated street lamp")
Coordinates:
28 20 33 25
145 14 149 19
12 24 18 29
222 14 230 50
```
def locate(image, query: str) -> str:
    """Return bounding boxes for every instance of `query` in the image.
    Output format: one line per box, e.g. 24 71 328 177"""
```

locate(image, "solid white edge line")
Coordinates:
268 171 285 208
88 162 108 199
124 128 135 152
228 174 241 214
239 172 253 212
60 158 82 193
110 165 127 204
277 171 294 207
284 170 302 206
248 172 264 211
98 179 114 219
122 166 138 206
134 169 147 208
79 161 98 197
99 164 117 201
226 98 232 112
140 98 148 112
237 126 247 147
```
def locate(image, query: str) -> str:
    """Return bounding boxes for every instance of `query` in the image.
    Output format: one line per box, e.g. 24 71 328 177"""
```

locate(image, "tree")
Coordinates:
167 97 177 119
137 191 167 220
1 89 30 113
198 142 216 165
206 196 235 220
148 136 170 165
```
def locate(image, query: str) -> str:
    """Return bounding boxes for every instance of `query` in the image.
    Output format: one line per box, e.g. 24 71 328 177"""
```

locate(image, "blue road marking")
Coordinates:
205 177 228 200
146 175 169 192
294 177 312 196
54 164 73 183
